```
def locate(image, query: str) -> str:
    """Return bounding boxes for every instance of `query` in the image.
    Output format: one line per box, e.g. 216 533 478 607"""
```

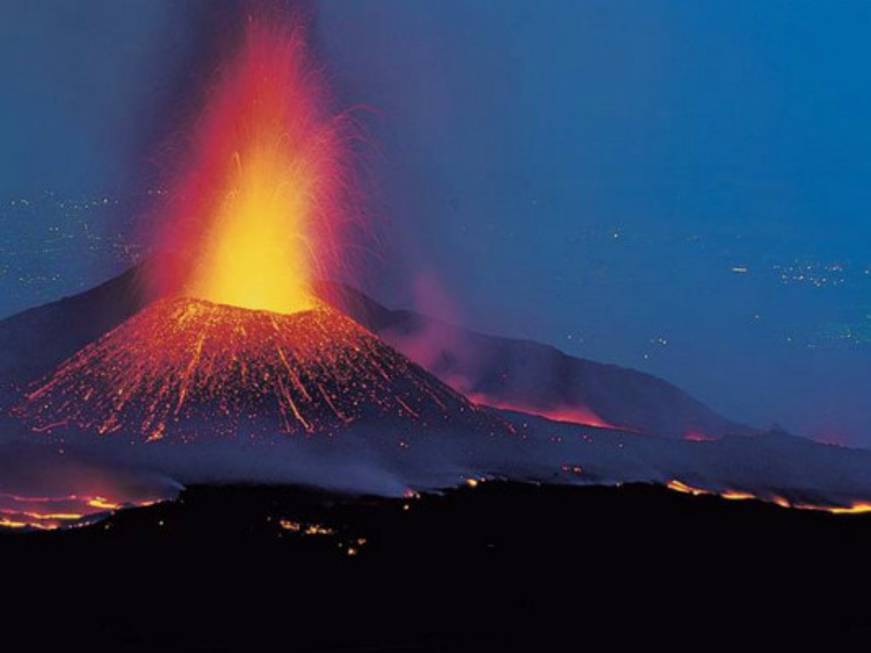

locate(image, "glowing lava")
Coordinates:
466 393 617 430
153 18 351 314
0 492 164 531
666 479 871 516
18 298 503 441
0 480 174 531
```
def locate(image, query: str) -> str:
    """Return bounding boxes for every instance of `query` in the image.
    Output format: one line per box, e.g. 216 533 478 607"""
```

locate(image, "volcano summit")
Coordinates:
18 297 501 442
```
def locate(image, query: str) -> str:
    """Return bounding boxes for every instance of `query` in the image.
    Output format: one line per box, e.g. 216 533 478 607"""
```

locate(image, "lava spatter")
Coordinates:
17 297 503 441
149 17 356 316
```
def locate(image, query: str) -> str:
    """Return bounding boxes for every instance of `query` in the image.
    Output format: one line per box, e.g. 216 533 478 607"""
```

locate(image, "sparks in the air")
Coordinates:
154 17 351 314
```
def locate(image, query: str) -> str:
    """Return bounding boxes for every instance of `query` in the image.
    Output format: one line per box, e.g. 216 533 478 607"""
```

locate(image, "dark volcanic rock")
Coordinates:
1 482 868 648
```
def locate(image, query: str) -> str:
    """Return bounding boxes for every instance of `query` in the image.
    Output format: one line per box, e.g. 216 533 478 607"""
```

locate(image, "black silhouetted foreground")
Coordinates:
4 481 870 649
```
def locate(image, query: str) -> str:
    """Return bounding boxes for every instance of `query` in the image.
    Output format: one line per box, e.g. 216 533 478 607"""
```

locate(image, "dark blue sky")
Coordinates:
1 1 869 444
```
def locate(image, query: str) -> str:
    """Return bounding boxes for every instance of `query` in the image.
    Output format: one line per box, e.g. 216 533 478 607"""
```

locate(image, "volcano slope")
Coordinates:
15 297 503 442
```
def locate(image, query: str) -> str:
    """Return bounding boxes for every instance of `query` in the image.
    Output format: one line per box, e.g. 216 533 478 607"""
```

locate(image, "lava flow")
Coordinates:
18 297 499 441
0 445 181 531
666 479 871 515
0 492 160 531
466 393 617 430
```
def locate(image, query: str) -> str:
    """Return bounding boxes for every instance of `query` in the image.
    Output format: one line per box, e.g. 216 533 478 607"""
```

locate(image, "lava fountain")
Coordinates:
152 17 351 314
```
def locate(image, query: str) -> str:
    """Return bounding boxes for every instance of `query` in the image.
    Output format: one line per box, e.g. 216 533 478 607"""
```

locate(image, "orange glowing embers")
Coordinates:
666 479 710 496
18 297 501 441
277 516 366 555
791 501 871 515
152 18 353 315
279 519 334 536
720 490 755 501
561 464 584 476
816 503 871 515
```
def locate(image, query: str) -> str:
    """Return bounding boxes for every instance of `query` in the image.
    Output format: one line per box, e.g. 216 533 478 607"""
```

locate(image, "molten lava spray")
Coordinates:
16 13 510 442
155 17 351 314
19 297 500 441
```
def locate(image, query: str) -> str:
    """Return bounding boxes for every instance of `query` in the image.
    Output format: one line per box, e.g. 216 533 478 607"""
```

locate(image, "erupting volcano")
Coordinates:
6 9 871 524
14 18 505 443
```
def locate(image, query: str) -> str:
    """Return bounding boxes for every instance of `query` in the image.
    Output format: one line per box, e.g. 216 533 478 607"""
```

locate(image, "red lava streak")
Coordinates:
18 298 502 441
466 393 617 430
684 430 718 442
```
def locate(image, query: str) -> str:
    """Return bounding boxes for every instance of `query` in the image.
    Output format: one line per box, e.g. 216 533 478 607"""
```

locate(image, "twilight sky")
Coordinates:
0 1 869 444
